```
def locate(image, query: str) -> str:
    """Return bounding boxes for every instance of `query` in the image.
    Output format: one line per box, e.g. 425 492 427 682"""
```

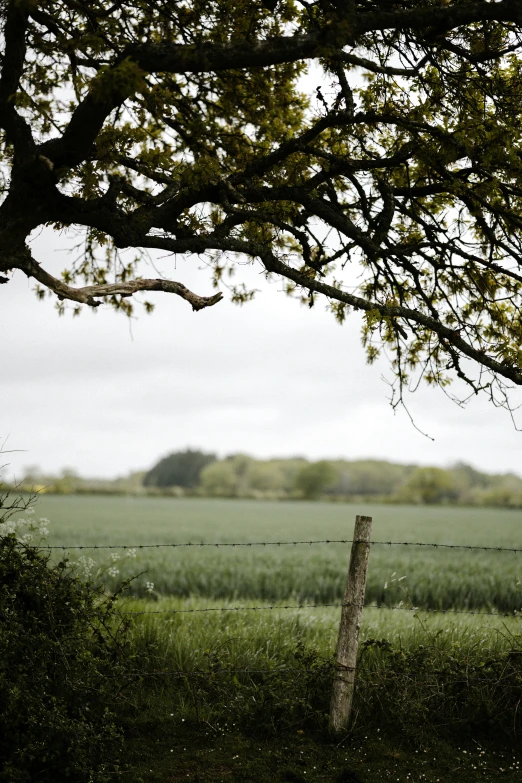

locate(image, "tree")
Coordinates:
396 465 456 503
331 459 414 496
2 1 522 413
199 459 238 496
245 459 285 493
295 459 337 499
143 448 216 488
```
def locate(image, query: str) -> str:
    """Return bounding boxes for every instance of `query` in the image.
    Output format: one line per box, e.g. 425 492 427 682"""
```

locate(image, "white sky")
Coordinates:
2 226 522 481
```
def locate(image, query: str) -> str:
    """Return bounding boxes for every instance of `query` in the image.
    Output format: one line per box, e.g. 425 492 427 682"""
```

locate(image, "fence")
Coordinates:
37 513 522 732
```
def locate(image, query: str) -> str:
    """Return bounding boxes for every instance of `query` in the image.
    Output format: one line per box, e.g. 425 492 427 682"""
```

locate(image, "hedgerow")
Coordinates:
0 504 130 782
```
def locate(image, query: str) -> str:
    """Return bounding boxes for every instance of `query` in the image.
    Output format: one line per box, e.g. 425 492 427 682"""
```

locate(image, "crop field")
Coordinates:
9 494 522 781
28 494 522 612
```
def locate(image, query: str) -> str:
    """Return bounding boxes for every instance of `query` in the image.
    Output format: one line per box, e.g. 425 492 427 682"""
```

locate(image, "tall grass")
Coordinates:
122 597 522 668
122 597 522 738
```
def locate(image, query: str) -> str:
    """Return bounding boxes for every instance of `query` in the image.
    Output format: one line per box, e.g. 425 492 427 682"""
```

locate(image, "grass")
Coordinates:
120 596 522 668
29 495 522 611
122 723 522 783
119 597 522 782
13 495 522 781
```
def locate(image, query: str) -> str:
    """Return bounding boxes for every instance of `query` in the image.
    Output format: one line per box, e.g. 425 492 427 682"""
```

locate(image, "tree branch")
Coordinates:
39 0 522 170
331 51 429 77
0 0 35 158
20 254 223 312
261 253 522 387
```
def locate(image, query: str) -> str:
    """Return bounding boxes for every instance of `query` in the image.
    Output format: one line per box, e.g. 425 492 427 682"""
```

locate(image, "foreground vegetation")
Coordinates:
121 597 522 782
3 495 522 781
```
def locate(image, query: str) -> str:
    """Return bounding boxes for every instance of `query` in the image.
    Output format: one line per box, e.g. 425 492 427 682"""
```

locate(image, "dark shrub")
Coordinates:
143 449 216 488
0 534 129 782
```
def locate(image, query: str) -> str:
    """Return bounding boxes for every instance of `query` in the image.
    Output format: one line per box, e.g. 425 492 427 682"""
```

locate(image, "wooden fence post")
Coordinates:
329 514 373 733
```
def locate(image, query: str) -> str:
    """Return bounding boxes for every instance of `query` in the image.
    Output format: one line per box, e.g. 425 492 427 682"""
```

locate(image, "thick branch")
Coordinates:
20 255 223 312
357 0 522 35
39 0 522 170
123 3 522 75
0 0 35 157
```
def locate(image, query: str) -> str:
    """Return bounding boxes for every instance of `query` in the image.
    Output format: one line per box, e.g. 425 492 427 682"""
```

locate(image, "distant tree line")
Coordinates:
14 451 522 509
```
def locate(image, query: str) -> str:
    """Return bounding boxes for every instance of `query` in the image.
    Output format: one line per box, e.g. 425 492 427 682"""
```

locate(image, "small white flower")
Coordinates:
78 555 96 578
145 581 154 593
108 567 120 578
125 548 137 559
110 552 121 562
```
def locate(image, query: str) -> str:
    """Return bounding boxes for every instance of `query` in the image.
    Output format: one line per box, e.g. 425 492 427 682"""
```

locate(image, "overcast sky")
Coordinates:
1 225 522 481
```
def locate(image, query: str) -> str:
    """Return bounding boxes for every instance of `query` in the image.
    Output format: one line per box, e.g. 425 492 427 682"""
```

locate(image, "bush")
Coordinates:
295 460 337 500
143 449 216 488
0 533 130 782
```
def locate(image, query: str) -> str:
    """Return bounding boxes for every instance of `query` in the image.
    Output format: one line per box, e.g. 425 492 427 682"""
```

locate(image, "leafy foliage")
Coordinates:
143 448 216 488
2 2 522 411
0 531 129 782
295 459 337 499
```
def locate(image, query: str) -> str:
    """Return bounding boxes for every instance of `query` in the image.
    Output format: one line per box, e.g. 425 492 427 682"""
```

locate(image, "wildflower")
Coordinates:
78 555 96 579
126 548 137 558
110 552 121 562
145 581 154 593
108 567 120 578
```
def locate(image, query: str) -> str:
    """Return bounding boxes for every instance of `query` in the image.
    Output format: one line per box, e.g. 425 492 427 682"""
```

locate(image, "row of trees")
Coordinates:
19 450 522 508
193 453 522 506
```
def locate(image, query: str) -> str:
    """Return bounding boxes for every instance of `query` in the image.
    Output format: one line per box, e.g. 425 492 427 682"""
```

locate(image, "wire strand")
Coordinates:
113 665 341 678
97 668 522 688
121 602 522 618
37 539 522 552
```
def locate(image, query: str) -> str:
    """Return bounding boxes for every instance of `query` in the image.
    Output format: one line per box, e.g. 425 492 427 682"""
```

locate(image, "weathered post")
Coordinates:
329 514 373 733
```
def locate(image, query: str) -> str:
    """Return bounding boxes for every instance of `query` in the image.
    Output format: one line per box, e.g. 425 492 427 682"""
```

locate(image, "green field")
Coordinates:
26 494 522 611
8 494 522 781
16 493 522 673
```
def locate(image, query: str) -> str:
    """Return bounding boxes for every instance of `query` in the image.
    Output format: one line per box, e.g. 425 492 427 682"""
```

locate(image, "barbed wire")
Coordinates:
122 601 347 615
110 665 341 678
121 602 522 618
36 539 522 552
96 667 522 687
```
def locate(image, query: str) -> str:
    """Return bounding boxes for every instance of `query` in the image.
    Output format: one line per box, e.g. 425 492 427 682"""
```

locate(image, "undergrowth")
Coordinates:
0 496 131 782
122 599 522 742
